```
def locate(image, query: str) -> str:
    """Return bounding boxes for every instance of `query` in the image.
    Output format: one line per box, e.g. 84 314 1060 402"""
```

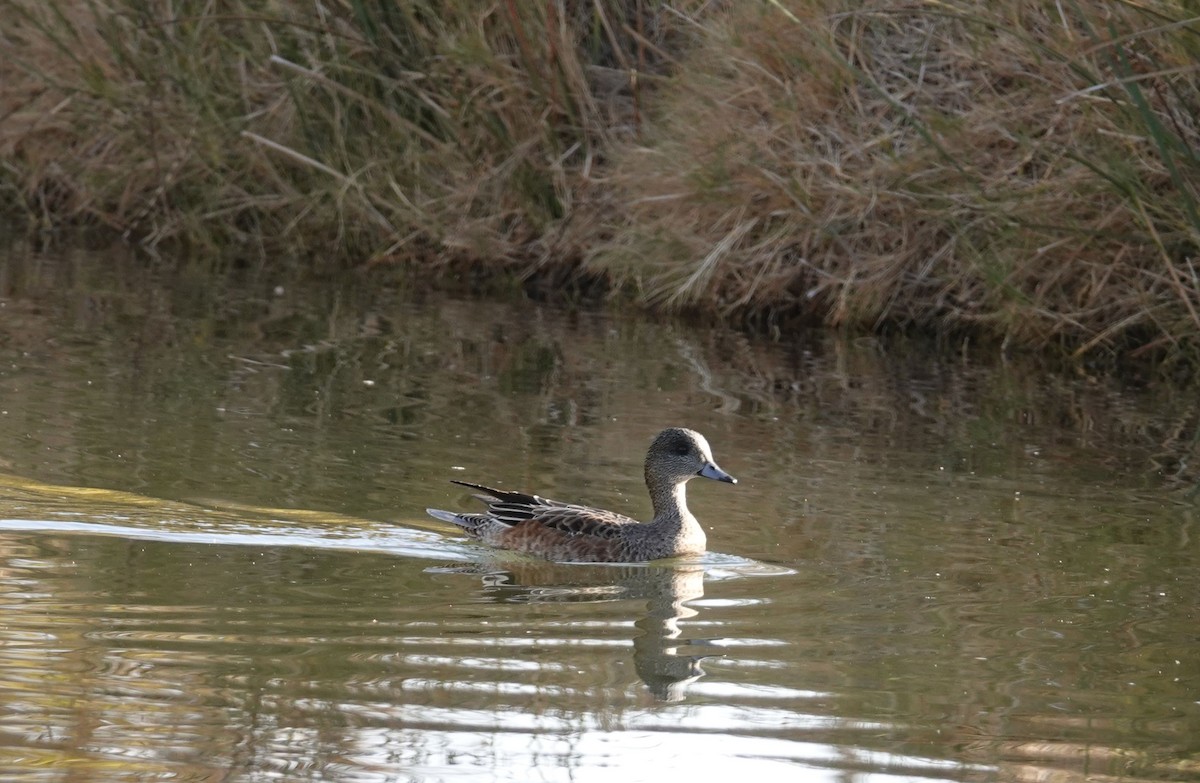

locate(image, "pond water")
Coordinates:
0 248 1197 782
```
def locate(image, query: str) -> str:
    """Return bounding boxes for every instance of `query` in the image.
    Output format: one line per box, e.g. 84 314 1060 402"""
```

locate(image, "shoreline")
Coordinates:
3 1 1198 368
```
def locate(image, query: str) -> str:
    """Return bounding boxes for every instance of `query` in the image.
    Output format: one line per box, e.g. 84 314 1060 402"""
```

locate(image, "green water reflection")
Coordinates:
0 248 1197 782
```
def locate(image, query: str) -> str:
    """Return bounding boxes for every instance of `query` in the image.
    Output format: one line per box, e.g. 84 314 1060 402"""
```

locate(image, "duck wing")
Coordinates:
452 480 639 540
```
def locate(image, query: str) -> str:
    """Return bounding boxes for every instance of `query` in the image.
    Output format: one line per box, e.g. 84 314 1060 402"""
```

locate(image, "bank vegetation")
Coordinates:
2 0 1199 365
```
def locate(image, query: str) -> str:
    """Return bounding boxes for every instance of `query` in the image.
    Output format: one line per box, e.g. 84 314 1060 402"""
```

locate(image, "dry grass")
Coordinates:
0 0 691 259
591 1 1200 363
2 0 1199 364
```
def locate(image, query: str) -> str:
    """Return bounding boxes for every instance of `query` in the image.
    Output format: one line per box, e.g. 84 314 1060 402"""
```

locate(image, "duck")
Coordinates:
426 427 736 563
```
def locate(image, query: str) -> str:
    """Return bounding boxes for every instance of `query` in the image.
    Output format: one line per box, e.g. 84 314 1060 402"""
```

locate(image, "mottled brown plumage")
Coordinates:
426 428 736 562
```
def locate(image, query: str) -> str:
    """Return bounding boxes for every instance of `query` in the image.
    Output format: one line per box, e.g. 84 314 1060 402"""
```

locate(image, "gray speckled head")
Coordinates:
645 427 737 490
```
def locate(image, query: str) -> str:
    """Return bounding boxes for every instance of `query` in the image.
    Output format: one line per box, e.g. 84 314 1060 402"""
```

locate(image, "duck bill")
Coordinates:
698 462 737 484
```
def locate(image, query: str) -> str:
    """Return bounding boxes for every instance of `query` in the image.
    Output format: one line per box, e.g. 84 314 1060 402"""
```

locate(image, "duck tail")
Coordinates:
426 508 462 526
426 507 490 538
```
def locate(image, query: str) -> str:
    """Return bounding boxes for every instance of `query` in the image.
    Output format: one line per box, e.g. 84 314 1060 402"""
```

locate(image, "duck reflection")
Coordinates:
436 561 713 702
631 565 709 702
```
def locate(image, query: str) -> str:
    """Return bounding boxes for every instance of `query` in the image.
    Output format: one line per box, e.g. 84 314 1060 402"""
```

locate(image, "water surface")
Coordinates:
0 249 1197 782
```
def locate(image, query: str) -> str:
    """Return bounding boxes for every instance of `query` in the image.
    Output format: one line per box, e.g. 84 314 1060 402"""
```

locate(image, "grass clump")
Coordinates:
0 0 685 262
2 0 1200 364
593 1 1200 363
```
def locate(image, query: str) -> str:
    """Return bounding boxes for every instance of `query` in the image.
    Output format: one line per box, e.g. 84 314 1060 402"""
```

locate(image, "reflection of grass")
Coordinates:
3 2 1200 362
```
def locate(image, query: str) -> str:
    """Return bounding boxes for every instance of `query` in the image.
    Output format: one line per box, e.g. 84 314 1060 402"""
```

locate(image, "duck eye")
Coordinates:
674 444 691 456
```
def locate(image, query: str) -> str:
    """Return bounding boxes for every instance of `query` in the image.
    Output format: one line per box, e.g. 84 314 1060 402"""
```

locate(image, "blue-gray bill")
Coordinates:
699 462 736 484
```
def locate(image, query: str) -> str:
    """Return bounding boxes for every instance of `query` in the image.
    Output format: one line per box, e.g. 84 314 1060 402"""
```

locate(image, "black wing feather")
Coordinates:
448 479 638 537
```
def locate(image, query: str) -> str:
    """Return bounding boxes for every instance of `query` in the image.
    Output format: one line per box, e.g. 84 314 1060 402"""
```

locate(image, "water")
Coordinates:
0 249 1197 782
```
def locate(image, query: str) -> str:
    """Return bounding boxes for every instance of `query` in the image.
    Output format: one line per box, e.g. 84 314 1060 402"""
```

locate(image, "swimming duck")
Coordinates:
426 427 736 562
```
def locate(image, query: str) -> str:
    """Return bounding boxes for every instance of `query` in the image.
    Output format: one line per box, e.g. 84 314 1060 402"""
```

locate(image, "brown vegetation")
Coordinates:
2 1 1199 364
